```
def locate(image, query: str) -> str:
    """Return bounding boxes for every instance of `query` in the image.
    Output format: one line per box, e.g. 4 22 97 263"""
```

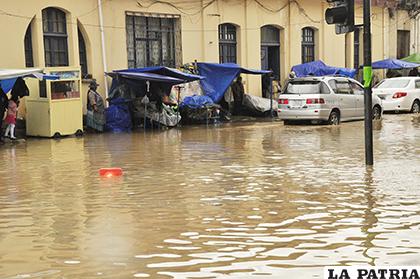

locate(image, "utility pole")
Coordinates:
363 0 374 166
325 0 374 166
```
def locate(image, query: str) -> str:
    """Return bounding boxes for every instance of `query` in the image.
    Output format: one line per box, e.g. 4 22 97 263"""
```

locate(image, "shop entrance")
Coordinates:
261 25 280 98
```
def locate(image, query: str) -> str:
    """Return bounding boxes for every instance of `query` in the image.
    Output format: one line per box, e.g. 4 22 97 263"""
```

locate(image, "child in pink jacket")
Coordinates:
4 97 18 139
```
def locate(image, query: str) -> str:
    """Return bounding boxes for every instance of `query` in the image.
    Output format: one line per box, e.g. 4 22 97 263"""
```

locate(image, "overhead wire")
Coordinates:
0 1 414 32
136 0 217 16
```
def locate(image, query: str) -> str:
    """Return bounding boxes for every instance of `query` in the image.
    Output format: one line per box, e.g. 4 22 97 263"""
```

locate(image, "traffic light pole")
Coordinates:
363 0 374 165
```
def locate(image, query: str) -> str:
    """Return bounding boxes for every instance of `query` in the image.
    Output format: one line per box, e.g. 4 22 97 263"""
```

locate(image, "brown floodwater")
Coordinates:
0 114 419 279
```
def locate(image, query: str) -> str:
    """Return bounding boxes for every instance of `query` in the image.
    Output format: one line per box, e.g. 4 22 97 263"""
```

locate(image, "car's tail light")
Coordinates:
392 92 407 98
278 99 289 104
306 98 325 104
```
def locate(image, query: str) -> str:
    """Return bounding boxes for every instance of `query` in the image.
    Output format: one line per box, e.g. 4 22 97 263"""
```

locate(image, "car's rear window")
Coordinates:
284 80 330 94
375 79 410 89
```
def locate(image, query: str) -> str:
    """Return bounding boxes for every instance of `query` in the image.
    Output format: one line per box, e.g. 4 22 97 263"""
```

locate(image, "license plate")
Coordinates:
289 100 304 107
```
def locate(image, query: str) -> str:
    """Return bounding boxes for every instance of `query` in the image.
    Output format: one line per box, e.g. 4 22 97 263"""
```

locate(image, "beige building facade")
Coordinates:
0 0 417 116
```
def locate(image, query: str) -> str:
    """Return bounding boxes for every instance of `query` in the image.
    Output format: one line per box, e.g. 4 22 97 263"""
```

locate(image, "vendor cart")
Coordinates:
26 67 83 137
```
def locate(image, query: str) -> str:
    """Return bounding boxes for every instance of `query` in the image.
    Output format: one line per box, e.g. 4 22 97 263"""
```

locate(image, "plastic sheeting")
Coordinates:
197 63 271 103
106 71 184 85
137 104 181 127
401 53 420 64
105 98 132 133
371 58 420 69
114 66 204 82
291 60 356 78
180 95 214 109
242 94 277 114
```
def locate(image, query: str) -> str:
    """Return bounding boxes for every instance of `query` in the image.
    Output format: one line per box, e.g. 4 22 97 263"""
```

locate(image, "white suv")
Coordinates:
278 76 383 125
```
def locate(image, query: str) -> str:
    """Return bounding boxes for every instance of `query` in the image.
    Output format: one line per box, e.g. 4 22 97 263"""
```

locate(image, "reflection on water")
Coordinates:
0 114 419 278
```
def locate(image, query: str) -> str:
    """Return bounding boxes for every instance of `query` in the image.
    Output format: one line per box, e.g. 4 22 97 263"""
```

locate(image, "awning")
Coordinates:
114 66 204 82
401 53 420 64
371 58 419 70
197 62 271 103
106 71 184 85
0 68 59 93
291 60 356 78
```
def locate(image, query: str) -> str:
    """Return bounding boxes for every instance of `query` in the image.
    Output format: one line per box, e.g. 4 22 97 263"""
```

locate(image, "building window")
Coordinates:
219 23 237 64
42 8 69 67
126 14 177 68
301 27 315 64
24 24 34 67
397 30 410 59
78 29 88 78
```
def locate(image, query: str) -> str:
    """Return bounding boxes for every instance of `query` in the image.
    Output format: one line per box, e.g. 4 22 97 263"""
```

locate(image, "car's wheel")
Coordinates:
328 111 340 125
372 105 382 120
411 100 420 113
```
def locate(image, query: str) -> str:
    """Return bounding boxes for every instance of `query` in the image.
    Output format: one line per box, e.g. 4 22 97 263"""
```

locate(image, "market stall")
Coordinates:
106 67 204 131
25 67 82 137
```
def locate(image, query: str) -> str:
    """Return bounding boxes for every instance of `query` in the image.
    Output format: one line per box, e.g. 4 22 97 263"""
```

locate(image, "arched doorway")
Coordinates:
261 25 280 98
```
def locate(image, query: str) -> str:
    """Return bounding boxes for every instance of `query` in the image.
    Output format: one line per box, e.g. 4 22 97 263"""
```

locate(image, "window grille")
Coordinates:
301 27 315 64
42 8 69 67
126 14 177 68
219 24 237 64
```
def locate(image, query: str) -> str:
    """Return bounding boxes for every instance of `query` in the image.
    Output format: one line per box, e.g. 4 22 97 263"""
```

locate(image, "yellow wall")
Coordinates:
0 0 415 118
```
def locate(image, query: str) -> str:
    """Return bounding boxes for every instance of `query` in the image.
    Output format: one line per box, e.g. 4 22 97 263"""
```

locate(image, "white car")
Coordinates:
373 77 420 113
278 76 383 125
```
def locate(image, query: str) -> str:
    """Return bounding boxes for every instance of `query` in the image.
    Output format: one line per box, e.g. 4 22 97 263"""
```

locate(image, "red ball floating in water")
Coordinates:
99 168 123 177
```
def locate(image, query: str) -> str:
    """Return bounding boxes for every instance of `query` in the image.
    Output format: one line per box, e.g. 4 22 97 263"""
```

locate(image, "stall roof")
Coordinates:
0 68 59 93
197 62 271 103
401 53 420 64
0 68 58 80
291 60 356 78
107 71 184 85
115 66 204 82
371 58 419 69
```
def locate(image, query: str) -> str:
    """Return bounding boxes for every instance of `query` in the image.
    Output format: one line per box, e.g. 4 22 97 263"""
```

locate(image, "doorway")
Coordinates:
261 25 280 98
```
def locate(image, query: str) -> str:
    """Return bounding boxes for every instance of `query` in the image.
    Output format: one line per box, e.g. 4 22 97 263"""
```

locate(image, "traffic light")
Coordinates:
325 0 354 34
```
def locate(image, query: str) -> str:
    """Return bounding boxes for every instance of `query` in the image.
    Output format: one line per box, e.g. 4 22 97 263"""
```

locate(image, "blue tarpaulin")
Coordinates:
371 58 420 69
105 98 132 133
180 95 214 109
107 71 185 85
0 69 59 93
115 66 204 83
291 60 356 78
197 63 271 103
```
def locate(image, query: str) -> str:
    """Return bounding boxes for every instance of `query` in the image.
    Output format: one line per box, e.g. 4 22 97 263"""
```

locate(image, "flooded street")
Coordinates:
0 114 419 279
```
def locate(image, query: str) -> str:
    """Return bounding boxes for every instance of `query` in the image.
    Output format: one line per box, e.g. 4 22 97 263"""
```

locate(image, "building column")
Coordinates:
32 11 45 68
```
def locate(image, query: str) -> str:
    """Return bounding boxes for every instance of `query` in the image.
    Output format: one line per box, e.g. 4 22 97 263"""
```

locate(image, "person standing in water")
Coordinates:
86 80 105 132
4 96 18 139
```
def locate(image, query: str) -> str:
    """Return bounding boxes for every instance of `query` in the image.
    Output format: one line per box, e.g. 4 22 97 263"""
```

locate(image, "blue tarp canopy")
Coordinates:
197 62 271 103
106 71 185 85
371 58 420 70
114 66 204 83
0 68 59 93
291 60 356 78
